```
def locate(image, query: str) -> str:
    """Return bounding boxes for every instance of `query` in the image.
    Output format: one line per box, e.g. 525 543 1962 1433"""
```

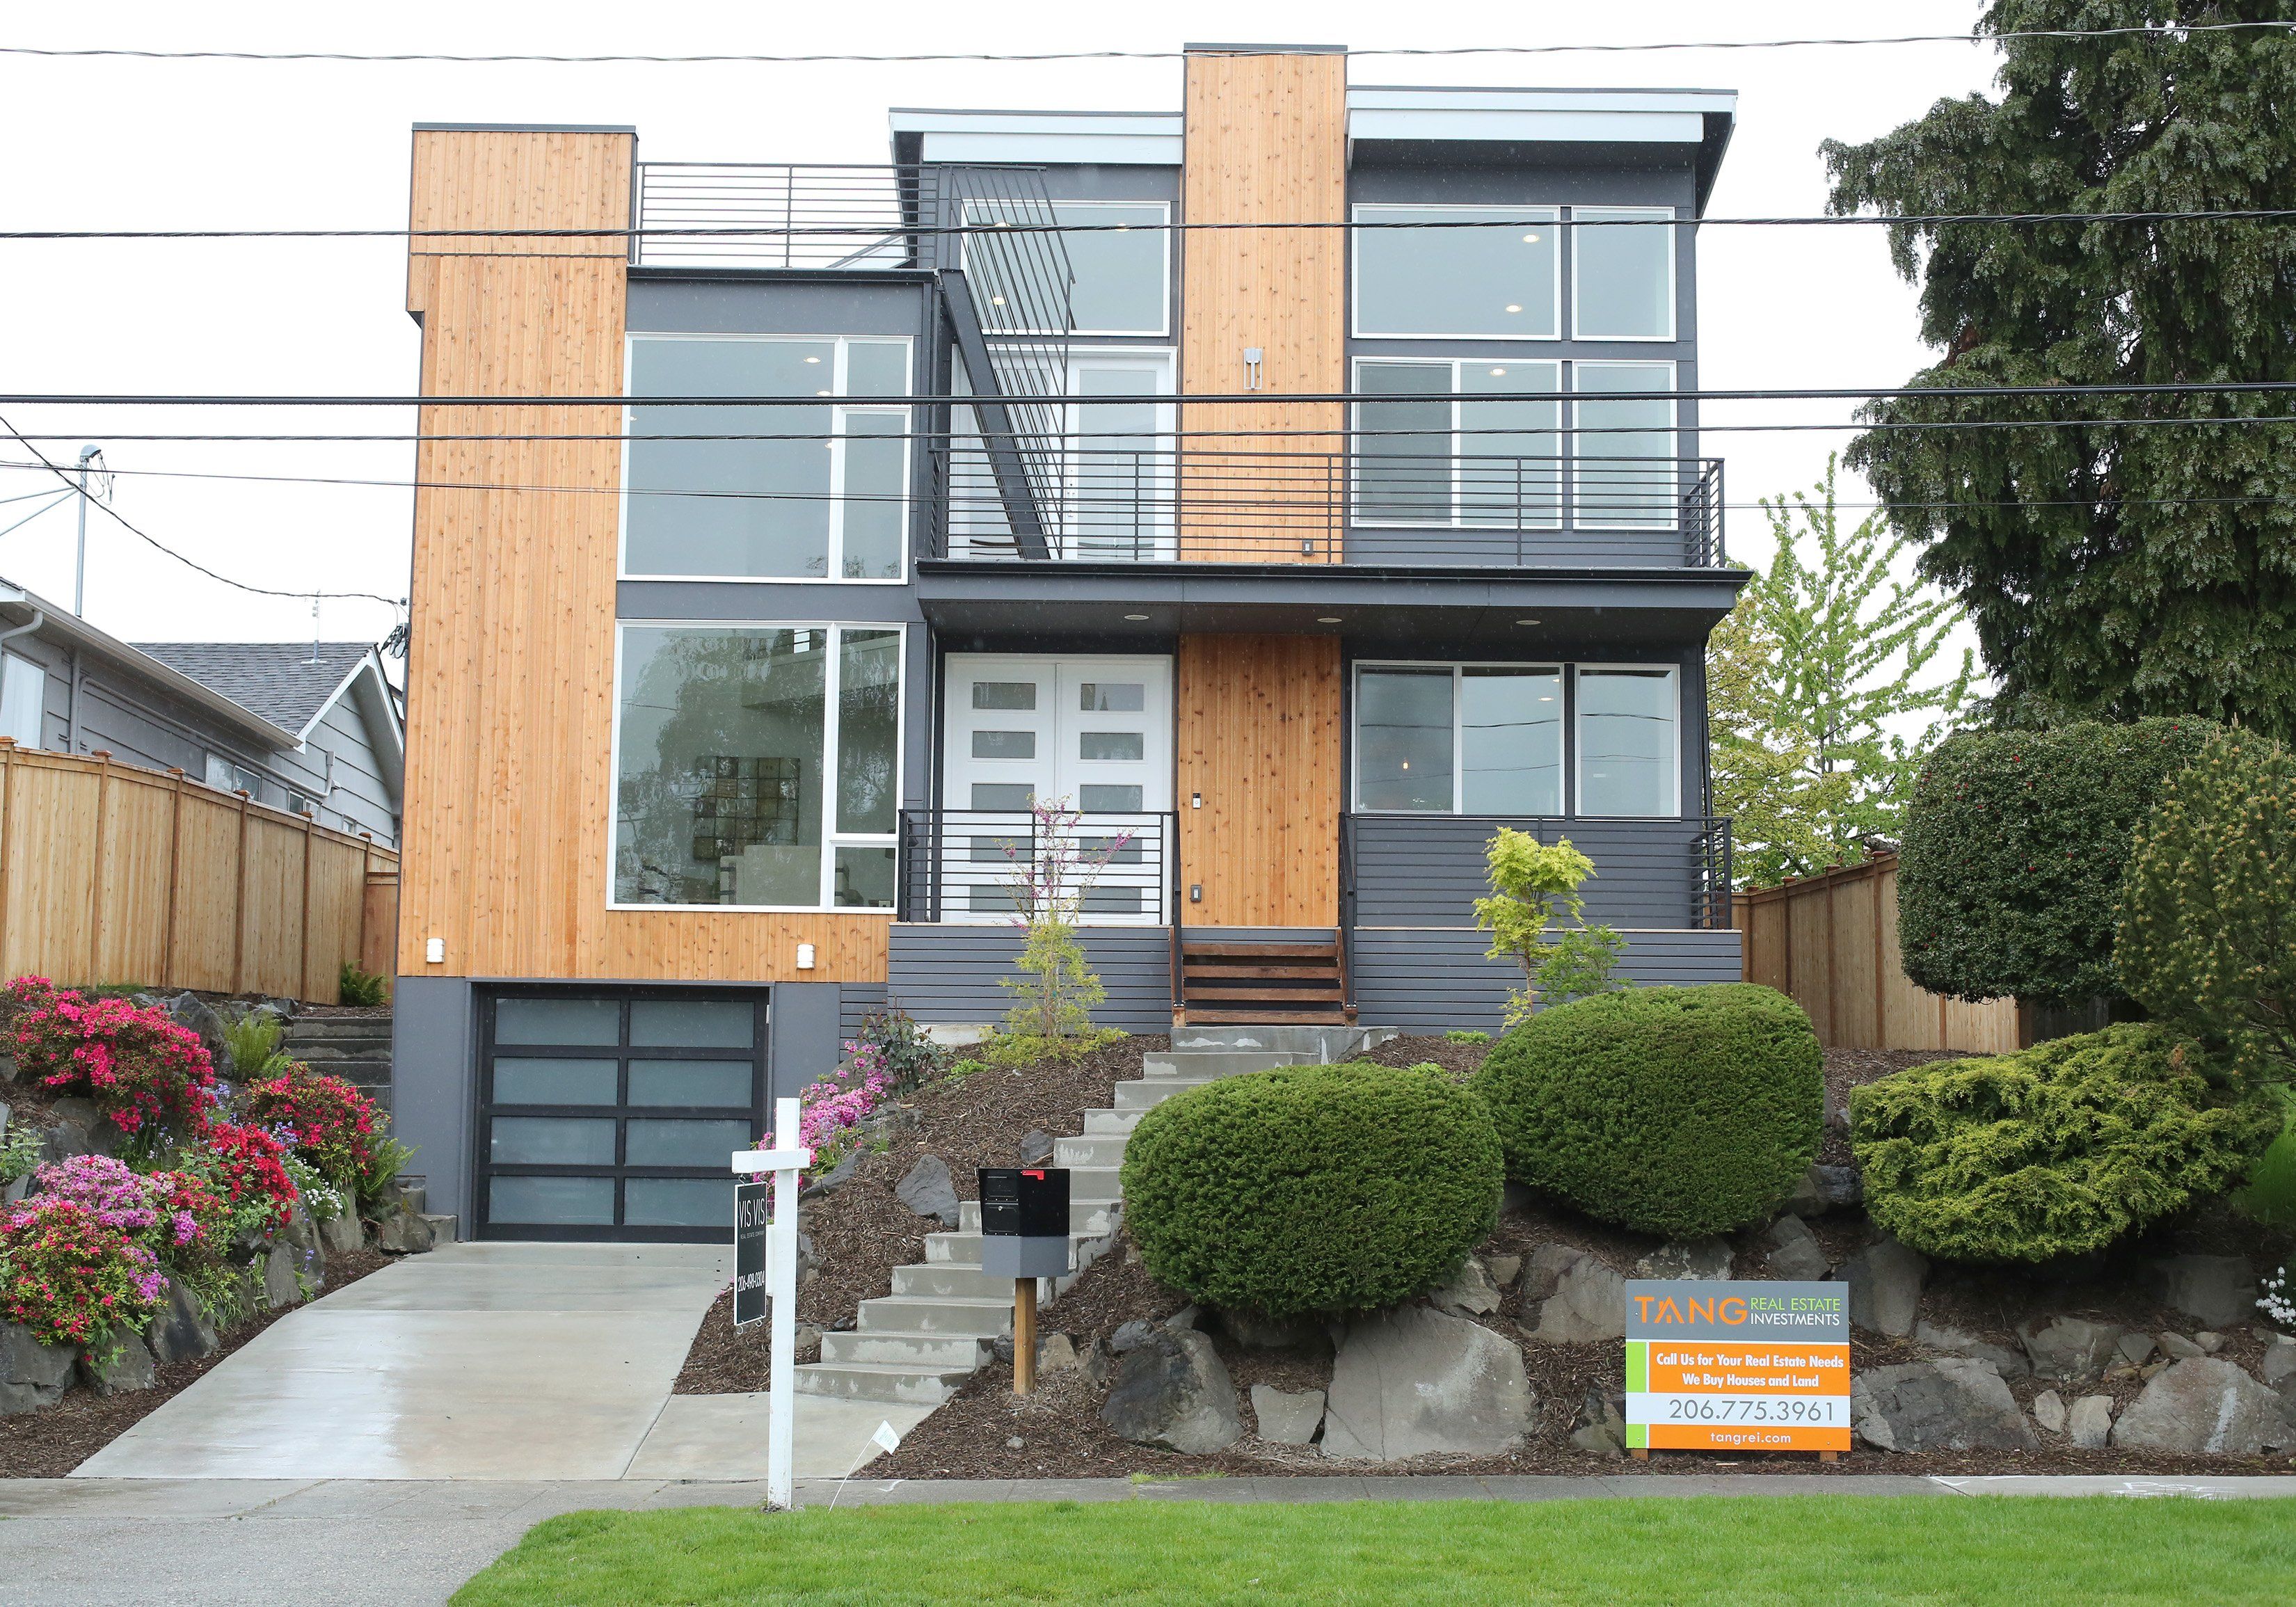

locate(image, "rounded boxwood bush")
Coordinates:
1119 1062 1501 1318
1472 984 1822 1238
1851 1023 2283 1263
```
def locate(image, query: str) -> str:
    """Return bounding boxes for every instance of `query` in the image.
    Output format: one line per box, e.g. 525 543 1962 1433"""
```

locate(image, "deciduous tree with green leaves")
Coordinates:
1472 829 1626 1027
1708 459 1973 886
1823 3 2296 741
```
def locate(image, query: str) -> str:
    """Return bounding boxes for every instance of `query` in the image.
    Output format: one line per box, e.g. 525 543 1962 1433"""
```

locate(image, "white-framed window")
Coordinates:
620 333 912 584
1352 661 1680 818
1352 205 1561 339
1572 362 1677 529
611 622 904 912
1575 665 1680 817
951 348 1177 559
0 653 44 749
962 200 1170 337
1570 207 1677 342
1352 358 1562 528
1353 662 1567 816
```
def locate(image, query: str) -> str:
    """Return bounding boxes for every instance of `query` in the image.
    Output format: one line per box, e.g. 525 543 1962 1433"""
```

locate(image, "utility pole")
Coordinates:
72 446 108 616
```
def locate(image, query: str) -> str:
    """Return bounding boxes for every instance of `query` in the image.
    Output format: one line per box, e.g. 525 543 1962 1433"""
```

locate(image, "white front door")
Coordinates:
939 654 1173 924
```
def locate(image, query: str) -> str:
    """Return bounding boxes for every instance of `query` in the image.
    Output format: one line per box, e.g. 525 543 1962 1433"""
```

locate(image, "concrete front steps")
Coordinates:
285 1011 393 1117
790 1025 1393 1407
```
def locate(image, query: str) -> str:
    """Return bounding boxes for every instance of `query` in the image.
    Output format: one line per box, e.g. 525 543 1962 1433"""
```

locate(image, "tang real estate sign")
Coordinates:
1623 1280 1851 1454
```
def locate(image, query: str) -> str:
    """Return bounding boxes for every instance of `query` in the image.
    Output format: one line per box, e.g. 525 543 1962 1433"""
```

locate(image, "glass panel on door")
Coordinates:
1067 366 1172 560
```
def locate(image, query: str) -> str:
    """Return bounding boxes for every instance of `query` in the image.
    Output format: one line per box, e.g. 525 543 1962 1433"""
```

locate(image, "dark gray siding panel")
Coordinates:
839 984 890 1040
1350 927 1742 1034
889 924 1172 1034
1350 815 1707 927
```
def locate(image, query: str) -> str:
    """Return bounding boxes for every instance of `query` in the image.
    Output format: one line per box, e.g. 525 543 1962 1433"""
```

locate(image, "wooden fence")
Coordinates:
1732 852 2022 1053
0 740 399 1003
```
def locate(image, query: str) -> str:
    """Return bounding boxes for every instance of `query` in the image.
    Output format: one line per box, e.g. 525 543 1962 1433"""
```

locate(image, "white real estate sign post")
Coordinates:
732 1096 813 1510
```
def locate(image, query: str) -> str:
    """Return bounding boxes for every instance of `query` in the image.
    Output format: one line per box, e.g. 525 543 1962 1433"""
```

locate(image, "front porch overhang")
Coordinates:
914 560 1749 650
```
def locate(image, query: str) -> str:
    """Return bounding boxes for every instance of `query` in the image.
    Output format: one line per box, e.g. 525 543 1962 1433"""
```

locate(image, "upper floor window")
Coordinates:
1353 206 1559 339
1571 207 1676 341
622 335 911 583
1577 666 1679 816
1353 359 1561 528
612 623 903 911
1573 362 1677 529
963 200 1170 337
0 653 44 749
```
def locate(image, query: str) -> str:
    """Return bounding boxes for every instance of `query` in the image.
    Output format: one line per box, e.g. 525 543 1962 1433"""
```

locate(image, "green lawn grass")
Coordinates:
453 1494 2295 1606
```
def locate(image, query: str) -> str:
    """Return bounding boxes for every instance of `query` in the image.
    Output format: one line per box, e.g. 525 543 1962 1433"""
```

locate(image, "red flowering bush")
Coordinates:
239 1063 378 1184
0 1194 166 1350
3 977 220 1145
194 1121 299 1240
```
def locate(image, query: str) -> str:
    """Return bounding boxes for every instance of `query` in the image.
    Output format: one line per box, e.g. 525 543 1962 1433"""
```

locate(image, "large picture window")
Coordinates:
1353 359 1561 528
612 623 903 910
621 335 911 582
963 200 1170 337
1570 207 1676 341
1353 205 1560 339
1354 662 1677 818
1572 362 1677 529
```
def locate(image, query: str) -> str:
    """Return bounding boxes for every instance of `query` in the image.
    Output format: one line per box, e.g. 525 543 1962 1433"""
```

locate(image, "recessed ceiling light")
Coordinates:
1490 367 1508 377
1515 618 1541 625
1523 232 1541 243
1316 616 1343 624
990 295 1007 306
1504 304 1523 314
804 355 822 364
816 390 832 397
1124 613 1150 621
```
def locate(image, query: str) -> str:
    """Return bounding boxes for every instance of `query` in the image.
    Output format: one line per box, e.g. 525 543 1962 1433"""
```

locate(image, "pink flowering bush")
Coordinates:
22 1155 241 1315
29 1154 161 1236
0 1194 166 1350
2 977 221 1146
195 1121 299 1239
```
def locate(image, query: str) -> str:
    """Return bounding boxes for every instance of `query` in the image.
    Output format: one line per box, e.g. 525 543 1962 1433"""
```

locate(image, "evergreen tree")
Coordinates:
1823 3 2296 740
1708 460 1972 886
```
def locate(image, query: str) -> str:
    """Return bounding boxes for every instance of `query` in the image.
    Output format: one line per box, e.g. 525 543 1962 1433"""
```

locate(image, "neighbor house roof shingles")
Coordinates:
130 642 373 735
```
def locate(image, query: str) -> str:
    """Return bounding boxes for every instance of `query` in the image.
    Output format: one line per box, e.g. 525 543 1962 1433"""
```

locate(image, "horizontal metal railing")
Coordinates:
632 163 940 270
1343 813 1736 932
897 809 1178 927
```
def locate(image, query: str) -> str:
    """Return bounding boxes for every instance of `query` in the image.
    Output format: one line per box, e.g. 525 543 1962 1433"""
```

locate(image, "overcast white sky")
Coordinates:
0 1 1999 653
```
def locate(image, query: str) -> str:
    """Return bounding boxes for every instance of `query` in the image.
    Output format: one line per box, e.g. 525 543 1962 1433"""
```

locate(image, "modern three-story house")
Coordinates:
392 44 1747 1240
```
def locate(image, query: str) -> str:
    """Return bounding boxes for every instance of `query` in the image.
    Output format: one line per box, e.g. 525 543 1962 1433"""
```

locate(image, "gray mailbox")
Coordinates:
978 1166 1071 1278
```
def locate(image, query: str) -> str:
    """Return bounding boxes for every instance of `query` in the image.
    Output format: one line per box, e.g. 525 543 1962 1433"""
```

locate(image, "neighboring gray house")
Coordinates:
0 577 403 846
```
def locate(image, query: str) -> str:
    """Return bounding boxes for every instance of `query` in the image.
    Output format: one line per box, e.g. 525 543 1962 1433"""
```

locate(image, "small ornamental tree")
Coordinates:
2117 731 2296 1085
1472 829 1625 1026
1897 719 2213 1005
984 798 1131 1064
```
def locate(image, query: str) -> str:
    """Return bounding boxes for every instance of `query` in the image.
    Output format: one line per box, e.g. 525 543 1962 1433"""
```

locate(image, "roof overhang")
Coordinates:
890 108 1184 167
0 582 301 749
298 647 406 796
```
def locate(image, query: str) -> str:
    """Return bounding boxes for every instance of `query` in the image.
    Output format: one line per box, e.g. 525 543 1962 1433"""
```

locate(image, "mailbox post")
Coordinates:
978 1167 1071 1396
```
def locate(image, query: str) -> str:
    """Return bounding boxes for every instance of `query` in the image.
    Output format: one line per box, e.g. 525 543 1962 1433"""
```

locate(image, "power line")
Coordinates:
0 415 406 607
3 23 2288 65
21 208 2296 241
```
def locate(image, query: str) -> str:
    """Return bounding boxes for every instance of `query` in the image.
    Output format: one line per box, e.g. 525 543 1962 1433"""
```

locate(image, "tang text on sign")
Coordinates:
1623 1279 1851 1453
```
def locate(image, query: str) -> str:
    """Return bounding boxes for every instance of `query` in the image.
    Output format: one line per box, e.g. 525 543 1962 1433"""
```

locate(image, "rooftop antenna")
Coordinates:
310 593 321 664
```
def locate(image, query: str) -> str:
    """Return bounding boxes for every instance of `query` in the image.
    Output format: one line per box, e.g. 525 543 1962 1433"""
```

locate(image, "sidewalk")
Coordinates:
1 1473 2288 1606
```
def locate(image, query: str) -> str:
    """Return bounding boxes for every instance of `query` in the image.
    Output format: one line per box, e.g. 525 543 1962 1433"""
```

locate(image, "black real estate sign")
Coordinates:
733 1181 771 1329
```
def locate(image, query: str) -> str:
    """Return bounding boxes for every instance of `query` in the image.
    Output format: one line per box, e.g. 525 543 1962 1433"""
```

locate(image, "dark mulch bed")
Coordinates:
0 1244 394 1478
1358 1034 1490 1078
673 1037 1162 1395
1820 1048 1970 1165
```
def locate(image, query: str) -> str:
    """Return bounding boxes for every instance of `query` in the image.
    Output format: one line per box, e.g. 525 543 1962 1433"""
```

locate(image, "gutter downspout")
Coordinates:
0 609 45 746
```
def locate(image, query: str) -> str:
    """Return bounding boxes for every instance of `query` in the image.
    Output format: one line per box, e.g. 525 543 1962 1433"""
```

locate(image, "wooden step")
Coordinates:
1179 941 1336 960
1184 983 1346 1003
1181 961 1339 982
1182 1007 1350 1025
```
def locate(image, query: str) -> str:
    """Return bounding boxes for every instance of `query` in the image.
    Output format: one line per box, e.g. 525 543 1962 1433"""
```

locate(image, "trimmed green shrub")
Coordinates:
1851 1025 2282 1263
1472 984 1822 1238
2233 1089 2296 1230
1898 718 2213 1005
1119 1062 1501 1318
2117 730 2296 1084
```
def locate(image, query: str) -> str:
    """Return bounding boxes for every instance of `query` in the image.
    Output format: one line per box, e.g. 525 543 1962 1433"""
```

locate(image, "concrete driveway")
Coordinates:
73 1242 928 1482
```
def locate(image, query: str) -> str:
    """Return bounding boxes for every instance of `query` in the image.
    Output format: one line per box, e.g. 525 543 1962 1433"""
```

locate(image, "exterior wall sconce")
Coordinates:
424 937 445 964
1242 347 1263 390
796 942 817 970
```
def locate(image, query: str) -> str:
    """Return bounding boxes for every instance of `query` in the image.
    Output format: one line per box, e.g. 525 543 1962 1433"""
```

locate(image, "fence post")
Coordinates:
231 790 250 996
0 738 15 982
87 751 113 986
162 770 186 991
298 814 314 1003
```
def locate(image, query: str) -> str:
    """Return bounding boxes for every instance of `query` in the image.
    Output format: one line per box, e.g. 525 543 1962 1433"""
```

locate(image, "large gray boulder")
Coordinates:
168 992 229 1065
1915 1320 2032 1380
0 1320 78 1414
1762 1215 1829 1281
1100 1329 1242 1455
2149 1256 2256 1330
1841 1238 1927 1336
260 1242 313 1309
1569 1389 1629 1459
1851 1359 2037 1453
1214 1307 1329 1352
79 1333 157 1396
1632 1239 1734 1282
2262 1334 2296 1387
373 1204 436 1255
1426 1256 1503 1316
143 1280 219 1366
2111 1358 2291 1455
1522 1247 1625 1343
1250 1384 1325 1445
320 1210 364 1258
2068 1393 2115 1448
799 1149 861 1200
895 1154 960 1228
1321 1305 1533 1460
2017 1316 2125 1384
